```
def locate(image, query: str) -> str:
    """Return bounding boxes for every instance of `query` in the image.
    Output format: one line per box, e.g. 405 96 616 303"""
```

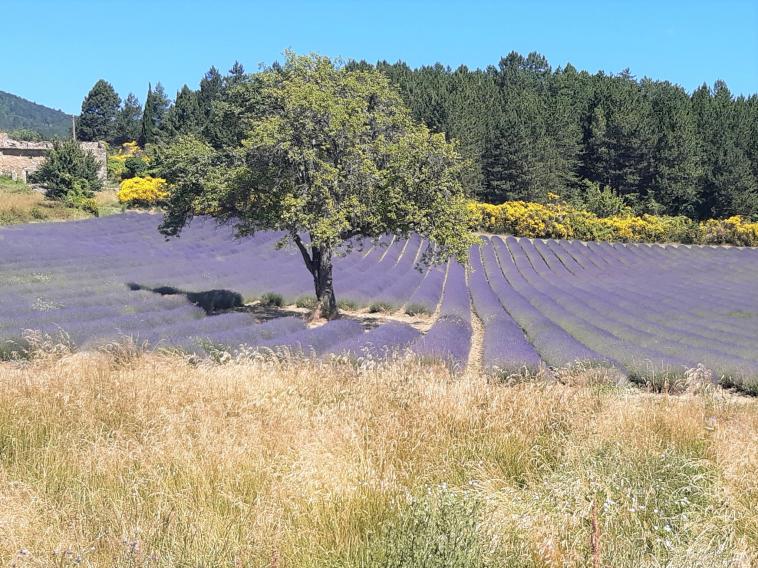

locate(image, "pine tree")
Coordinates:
114 93 142 145
198 66 223 119
227 61 246 87
646 82 702 216
139 84 155 147
139 82 171 146
165 85 202 136
693 82 758 218
77 80 120 142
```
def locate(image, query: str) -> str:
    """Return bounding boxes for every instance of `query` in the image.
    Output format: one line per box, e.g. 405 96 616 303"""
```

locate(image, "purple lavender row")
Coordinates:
468 245 542 373
330 321 421 359
507 238 756 385
484 238 613 369
409 255 472 369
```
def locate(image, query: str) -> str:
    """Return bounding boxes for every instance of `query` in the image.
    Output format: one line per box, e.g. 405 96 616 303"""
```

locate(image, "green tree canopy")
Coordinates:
139 82 171 146
159 52 475 319
77 80 120 142
113 93 142 145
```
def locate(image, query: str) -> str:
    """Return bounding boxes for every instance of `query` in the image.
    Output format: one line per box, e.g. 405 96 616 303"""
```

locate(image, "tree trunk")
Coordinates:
311 246 338 320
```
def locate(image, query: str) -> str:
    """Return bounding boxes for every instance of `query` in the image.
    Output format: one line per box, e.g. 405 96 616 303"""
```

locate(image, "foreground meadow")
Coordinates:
0 351 755 567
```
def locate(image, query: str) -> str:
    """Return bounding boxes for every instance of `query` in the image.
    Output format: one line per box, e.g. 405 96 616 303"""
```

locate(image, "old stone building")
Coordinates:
0 132 107 183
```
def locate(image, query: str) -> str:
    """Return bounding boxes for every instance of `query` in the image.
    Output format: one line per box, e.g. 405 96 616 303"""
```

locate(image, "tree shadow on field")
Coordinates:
126 282 306 322
127 282 245 315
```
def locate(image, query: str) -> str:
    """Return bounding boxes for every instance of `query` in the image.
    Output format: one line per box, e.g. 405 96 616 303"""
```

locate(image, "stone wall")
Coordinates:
0 132 107 183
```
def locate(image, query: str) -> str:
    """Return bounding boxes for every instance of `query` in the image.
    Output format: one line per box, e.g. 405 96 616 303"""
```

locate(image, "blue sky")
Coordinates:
2 0 756 114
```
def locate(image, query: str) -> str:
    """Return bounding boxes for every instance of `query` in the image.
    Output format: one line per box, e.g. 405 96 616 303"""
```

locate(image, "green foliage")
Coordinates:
7 128 43 141
295 296 317 309
77 80 120 142
113 93 142 145
29 140 102 200
568 179 630 217
0 89 71 138
158 53 475 319
62 179 99 215
337 299 360 311
368 302 394 313
259 292 283 307
366 487 493 567
404 303 431 316
106 155 126 181
123 156 148 179
351 55 758 221
165 85 202 136
139 83 170 146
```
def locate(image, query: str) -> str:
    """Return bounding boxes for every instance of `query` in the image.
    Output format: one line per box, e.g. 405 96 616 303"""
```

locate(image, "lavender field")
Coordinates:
1 213 757 392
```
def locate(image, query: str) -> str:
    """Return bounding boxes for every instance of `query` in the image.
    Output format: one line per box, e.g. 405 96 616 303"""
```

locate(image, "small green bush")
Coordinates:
295 296 317 309
62 179 99 215
260 292 284 307
106 156 126 181
29 139 102 199
368 301 394 314
337 299 359 311
123 156 149 179
568 179 630 217
405 303 431 316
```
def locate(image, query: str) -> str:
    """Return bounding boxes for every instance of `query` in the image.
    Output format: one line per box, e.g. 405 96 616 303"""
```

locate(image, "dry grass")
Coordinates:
0 351 755 567
0 177 120 224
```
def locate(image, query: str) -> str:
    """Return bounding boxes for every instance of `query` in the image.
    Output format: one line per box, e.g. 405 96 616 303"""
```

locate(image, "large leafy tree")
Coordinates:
159 53 475 319
77 80 120 142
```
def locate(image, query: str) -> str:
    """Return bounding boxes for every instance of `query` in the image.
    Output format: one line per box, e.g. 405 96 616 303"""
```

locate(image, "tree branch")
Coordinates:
292 233 315 274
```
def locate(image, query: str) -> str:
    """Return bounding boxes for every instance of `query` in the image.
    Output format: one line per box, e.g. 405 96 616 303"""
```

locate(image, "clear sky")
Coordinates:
2 0 756 114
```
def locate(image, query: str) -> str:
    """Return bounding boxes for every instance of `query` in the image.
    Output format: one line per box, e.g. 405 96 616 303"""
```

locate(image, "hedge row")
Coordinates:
469 201 758 247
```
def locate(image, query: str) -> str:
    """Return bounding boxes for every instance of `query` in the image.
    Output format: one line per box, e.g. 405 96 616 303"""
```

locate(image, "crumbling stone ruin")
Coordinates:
0 132 107 183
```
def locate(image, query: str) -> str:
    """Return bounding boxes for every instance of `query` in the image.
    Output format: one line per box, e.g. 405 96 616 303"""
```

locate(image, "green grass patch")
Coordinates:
405 303 431 316
260 292 284 307
368 301 395 314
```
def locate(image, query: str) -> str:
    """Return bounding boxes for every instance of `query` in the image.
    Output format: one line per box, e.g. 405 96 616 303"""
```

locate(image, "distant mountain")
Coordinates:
0 90 72 139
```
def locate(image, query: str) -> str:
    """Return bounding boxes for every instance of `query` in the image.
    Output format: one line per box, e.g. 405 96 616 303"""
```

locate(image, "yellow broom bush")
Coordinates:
469 200 758 246
118 176 168 206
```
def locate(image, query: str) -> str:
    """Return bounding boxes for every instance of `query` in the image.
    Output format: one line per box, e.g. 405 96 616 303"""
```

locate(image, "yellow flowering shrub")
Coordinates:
118 176 168 206
468 201 718 245
699 216 758 247
109 141 140 164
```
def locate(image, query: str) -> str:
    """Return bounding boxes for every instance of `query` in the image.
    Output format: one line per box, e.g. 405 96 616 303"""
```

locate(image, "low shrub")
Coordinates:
337 299 359 311
118 176 168 207
260 292 284 307
468 200 758 246
106 155 126 181
62 179 99 216
29 139 103 198
405 303 431 316
368 301 394 313
699 216 758 247
295 295 317 309
123 156 149 179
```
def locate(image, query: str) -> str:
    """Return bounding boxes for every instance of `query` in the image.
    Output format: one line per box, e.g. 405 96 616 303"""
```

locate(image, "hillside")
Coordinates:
0 90 71 138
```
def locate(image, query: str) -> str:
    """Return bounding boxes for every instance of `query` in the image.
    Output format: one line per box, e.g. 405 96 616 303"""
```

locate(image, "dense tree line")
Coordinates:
77 53 758 220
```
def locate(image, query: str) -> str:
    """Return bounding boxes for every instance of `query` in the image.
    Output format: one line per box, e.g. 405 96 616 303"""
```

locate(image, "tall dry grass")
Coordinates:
0 351 755 567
